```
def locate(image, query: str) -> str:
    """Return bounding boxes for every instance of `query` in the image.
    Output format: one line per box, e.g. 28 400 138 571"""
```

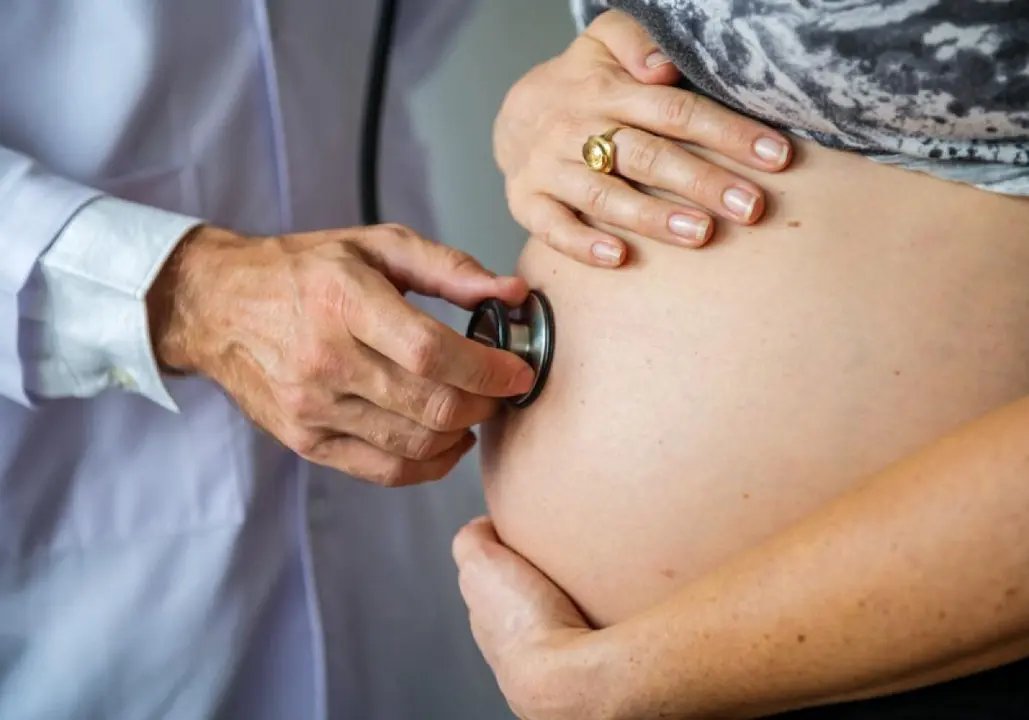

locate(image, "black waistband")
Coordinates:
770 656 1029 720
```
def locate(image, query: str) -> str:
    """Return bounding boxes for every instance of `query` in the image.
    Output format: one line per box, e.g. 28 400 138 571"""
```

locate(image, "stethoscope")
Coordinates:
360 0 556 409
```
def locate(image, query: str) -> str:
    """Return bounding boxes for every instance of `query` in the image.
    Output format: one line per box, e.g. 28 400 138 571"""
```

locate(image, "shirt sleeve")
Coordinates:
1 147 200 411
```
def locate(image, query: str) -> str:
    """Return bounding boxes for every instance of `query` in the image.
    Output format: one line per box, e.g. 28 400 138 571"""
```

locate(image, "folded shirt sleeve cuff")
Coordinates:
21 196 202 412
0 150 104 404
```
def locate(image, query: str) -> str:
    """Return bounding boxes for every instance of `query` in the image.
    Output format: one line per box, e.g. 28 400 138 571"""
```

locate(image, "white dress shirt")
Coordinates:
0 1 510 717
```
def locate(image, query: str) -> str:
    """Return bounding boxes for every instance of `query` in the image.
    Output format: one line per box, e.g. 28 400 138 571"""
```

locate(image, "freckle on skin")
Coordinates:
1007 586 1019 598
660 568 676 579
797 634 806 643
787 220 801 228
743 493 750 499
938 611 947 620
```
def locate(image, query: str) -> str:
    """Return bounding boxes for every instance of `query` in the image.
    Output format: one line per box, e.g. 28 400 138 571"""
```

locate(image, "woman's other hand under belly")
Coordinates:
480 139 1029 627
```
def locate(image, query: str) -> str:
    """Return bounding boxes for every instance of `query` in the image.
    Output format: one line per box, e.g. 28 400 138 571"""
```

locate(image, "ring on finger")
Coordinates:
582 126 625 175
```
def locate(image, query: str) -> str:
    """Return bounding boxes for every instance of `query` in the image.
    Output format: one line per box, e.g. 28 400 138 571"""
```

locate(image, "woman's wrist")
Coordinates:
565 619 707 720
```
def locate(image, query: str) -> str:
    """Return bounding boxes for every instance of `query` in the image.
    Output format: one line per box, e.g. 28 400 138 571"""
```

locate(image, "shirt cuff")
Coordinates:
21 196 202 411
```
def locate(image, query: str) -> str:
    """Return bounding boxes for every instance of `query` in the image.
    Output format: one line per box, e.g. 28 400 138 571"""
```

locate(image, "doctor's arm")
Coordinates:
0 145 534 486
0 145 198 409
454 392 1029 719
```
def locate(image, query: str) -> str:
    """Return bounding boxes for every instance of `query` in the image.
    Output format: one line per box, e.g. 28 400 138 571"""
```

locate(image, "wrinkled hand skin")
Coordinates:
493 10 792 267
147 224 533 486
453 517 633 720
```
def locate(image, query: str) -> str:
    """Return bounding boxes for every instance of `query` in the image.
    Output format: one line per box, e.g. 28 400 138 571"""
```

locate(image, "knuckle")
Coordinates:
717 119 754 152
660 90 698 128
625 136 665 177
685 164 722 202
583 181 611 215
283 425 322 458
367 423 402 452
405 325 444 378
438 245 479 274
278 384 321 423
423 385 461 431
405 428 440 461
550 115 579 146
295 342 335 382
636 199 668 233
580 66 615 100
378 222 418 243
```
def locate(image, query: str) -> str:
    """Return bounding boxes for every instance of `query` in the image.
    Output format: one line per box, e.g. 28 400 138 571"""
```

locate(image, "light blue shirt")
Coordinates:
0 1 509 717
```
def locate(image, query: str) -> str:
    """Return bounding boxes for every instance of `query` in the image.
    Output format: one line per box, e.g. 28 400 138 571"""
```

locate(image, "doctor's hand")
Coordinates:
148 224 533 486
453 517 626 720
495 9 793 267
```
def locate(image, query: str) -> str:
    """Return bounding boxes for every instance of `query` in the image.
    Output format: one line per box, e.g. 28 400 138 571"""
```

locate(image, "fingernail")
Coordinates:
722 187 759 221
668 213 711 244
753 136 790 168
646 51 672 68
514 366 535 392
591 242 624 265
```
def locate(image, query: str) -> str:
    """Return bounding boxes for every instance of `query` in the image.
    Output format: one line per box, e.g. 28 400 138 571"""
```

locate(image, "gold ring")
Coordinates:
582 127 624 174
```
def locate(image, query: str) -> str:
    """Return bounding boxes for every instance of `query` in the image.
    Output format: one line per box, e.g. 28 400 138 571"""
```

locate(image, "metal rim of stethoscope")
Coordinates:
465 290 556 409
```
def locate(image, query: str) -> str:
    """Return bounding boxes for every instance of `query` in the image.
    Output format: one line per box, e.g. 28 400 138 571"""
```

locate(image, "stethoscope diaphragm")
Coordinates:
466 289 555 409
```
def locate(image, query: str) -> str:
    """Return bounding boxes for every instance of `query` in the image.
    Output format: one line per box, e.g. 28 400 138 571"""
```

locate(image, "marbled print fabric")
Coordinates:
570 0 1029 194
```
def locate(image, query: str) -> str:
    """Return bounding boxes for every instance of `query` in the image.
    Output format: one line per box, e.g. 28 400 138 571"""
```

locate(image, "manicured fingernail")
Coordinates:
668 213 711 244
591 242 624 265
753 136 790 168
646 51 672 68
723 187 758 221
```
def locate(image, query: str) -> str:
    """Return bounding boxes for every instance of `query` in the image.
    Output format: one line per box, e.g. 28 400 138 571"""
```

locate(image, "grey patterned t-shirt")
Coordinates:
571 0 1029 195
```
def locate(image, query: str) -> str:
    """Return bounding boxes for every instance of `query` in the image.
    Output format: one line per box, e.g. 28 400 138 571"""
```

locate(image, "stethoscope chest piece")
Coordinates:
466 289 555 408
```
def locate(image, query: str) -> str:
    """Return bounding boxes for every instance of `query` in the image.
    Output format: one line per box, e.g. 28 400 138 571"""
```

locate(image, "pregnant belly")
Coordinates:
479 139 1029 627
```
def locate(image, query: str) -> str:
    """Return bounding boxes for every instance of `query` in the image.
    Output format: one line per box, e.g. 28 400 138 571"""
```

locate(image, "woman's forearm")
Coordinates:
603 394 1029 719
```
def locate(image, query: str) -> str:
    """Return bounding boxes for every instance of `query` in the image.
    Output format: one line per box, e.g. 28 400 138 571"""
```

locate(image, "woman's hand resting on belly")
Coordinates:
493 9 793 267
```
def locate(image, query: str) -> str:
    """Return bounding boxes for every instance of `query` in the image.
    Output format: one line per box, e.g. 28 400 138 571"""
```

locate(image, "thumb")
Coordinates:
357 224 528 310
585 10 681 86
453 517 588 634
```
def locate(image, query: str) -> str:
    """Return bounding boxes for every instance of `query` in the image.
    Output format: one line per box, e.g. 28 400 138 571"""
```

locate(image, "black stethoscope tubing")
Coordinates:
360 0 398 227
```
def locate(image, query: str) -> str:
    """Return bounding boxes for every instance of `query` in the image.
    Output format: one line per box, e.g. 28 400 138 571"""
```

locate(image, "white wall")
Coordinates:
411 0 576 275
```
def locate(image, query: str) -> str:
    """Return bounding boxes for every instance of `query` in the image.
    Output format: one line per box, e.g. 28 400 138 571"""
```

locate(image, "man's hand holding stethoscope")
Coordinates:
494 9 794 266
147 223 535 487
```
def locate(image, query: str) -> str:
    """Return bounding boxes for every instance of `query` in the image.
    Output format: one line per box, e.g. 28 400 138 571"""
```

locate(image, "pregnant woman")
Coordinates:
456 2 1029 718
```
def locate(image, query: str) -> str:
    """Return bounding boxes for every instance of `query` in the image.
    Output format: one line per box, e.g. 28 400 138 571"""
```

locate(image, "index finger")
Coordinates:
345 264 534 397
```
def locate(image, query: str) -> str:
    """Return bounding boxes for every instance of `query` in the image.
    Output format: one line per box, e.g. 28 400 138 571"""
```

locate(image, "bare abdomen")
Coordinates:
480 140 1029 626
